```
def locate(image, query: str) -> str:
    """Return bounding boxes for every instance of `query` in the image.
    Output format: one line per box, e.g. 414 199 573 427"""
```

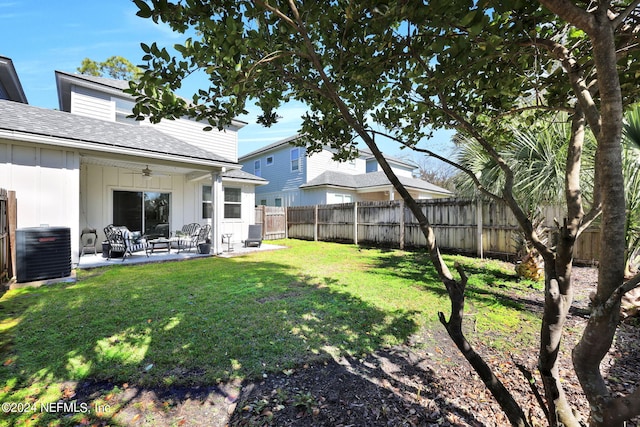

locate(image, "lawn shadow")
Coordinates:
0 256 421 425
228 344 495 426
368 249 549 316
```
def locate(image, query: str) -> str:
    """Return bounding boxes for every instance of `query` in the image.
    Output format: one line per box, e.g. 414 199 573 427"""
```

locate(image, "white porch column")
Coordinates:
212 170 223 255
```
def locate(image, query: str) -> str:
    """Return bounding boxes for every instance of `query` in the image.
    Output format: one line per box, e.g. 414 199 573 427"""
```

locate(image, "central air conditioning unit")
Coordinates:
16 227 71 283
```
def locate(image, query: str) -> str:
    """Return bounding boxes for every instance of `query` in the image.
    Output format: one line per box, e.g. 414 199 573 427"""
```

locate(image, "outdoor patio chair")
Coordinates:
244 224 263 248
103 224 148 261
194 224 212 253
170 223 201 253
80 227 98 256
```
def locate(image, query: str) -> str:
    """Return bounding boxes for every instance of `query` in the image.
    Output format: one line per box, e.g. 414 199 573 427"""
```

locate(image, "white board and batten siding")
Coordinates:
83 166 257 243
0 140 81 260
220 183 258 243
82 164 187 243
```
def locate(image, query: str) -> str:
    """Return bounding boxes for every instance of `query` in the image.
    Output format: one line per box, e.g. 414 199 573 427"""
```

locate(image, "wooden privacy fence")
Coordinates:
255 205 287 240
1 189 17 286
283 199 600 263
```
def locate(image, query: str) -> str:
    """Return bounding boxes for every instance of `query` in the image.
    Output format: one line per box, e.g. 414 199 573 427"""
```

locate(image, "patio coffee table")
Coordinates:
147 238 171 254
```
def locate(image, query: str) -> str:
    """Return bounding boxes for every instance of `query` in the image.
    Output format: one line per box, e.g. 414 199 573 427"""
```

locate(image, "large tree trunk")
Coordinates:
534 2 640 424
535 108 587 427
572 21 628 427
537 240 579 427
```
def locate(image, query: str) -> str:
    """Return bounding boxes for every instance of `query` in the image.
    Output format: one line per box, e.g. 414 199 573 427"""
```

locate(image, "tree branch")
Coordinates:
434 93 554 260
368 129 503 202
604 272 640 313
537 0 595 34
438 264 530 427
535 38 602 138
612 0 640 29
494 104 574 121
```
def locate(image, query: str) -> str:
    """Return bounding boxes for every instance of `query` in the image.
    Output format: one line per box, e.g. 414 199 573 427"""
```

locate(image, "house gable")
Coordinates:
0 56 28 103
55 71 245 162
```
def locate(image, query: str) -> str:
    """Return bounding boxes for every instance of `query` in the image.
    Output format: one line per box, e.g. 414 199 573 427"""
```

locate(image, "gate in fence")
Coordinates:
255 205 287 240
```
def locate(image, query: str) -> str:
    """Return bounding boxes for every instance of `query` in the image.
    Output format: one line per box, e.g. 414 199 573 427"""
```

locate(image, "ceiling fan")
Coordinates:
126 165 168 180
141 165 154 179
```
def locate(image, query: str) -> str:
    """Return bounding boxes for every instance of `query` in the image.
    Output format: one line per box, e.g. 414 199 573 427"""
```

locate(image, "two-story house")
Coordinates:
239 135 451 207
0 56 265 264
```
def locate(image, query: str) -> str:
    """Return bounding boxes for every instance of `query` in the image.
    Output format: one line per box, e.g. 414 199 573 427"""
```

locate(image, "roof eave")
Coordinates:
300 183 355 190
0 128 238 169
239 134 302 160
222 177 269 185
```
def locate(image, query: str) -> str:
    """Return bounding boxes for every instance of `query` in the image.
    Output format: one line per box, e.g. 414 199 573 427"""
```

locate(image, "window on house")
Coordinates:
260 199 267 206
224 187 242 218
275 198 282 207
290 148 300 172
202 185 212 218
254 160 261 177
266 156 274 166
113 190 170 235
114 98 139 125
337 194 353 203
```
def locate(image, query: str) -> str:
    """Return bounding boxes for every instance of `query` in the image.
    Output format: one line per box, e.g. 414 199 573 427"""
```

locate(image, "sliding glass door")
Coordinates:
113 191 170 237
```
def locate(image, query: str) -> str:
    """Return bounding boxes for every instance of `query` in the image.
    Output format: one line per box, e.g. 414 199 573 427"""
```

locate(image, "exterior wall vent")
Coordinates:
16 227 71 283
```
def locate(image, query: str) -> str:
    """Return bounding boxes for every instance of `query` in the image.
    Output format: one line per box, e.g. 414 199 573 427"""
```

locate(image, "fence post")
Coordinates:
353 202 358 245
285 205 289 239
399 200 405 250
477 197 483 259
8 191 16 279
314 205 318 242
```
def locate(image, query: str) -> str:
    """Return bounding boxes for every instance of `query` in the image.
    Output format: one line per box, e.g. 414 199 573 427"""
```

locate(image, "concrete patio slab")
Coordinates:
76 242 287 269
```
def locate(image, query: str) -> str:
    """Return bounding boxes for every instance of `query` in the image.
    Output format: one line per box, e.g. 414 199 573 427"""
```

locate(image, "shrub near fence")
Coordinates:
281 199 600 264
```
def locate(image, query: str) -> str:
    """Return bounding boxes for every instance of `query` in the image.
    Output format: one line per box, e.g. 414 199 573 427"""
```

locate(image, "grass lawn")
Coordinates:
0 239 541 426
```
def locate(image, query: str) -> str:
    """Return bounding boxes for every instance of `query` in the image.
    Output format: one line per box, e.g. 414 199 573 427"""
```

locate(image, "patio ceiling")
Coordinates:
80 155 221 178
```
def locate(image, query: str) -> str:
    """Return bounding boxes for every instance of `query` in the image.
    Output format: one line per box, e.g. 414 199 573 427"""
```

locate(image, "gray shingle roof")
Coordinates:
56 70 132 90
239 135 418 169
0 100 237 165
239 134 302 159
222 168 267 183
300 170 452 194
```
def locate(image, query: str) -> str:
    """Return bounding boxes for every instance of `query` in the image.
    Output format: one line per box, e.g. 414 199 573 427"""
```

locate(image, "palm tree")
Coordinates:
622 105 640 277
455 113 596 208
452 113 596 279
454 109 640 279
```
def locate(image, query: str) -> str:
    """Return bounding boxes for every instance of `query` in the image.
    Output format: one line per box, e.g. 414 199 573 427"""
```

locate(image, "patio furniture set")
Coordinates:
80 224 263 261
99 223 211 261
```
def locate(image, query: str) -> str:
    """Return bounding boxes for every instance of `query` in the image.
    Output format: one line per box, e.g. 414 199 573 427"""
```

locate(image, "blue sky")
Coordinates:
1 0 453 161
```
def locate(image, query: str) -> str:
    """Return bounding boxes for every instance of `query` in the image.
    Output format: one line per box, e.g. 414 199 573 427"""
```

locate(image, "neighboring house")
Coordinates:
0 57 265 265
239 135 451 206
